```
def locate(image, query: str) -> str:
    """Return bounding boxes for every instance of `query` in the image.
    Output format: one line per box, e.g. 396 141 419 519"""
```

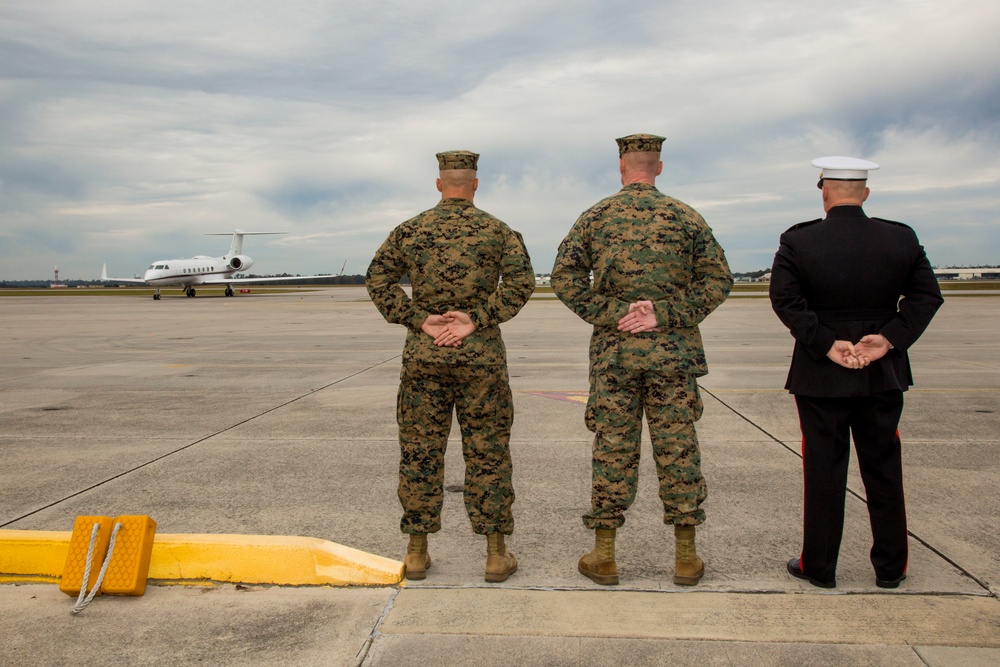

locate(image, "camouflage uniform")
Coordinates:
552 181 732 530
367 195 534 536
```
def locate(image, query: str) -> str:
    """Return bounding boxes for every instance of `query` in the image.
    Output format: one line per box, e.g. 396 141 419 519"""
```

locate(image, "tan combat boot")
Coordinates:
674 524 704 586
485 532 518 582
404 533 431 580
578 527 619 585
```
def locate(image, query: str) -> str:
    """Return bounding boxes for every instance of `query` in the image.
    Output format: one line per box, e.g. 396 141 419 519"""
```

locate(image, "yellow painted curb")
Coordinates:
0 530 403 587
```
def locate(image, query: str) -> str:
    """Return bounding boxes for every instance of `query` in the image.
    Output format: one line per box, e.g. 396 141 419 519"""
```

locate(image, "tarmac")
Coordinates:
1 286 998 666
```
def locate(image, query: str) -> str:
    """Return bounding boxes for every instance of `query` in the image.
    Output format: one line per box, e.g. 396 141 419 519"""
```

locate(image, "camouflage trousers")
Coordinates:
583 367 706 530
396 361 515 536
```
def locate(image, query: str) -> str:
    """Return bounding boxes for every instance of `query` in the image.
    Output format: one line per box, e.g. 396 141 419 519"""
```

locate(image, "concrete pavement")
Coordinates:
1 287 998 665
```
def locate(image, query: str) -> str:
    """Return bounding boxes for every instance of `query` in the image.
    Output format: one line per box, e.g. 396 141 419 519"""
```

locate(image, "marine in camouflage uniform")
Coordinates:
551 134 732 586
366 149 534 582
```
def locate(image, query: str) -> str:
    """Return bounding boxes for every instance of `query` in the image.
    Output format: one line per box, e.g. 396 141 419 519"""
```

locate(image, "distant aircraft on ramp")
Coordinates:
101 230 341 300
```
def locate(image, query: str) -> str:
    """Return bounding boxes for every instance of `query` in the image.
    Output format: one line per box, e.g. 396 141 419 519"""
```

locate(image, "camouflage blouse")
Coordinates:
367 198 535 366
552 183 732 376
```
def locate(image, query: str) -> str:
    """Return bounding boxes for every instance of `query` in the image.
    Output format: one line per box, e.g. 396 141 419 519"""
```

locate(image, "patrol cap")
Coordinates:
616 134 666 157
436 150 479 171
812 156 879 188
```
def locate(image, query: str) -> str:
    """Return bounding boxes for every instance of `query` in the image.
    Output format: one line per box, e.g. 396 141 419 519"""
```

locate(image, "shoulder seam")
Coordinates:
871 217 913 229
786 218 822 231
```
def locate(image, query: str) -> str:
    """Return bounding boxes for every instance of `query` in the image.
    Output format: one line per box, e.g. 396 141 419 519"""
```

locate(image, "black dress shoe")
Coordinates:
786 558 836 589
876 573 907 589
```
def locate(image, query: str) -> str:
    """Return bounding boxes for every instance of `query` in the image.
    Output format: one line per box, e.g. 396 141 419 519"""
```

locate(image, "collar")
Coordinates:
621 182 659 193
825 205 867 219
439 197 474 207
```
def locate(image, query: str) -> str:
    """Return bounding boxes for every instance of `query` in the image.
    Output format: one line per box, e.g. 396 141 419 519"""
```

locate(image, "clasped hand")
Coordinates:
421 311 476 347
826 334 891 369
617 300 661 334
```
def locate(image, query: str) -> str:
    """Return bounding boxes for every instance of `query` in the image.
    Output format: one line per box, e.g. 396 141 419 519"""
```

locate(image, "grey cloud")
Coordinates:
1 1 997 279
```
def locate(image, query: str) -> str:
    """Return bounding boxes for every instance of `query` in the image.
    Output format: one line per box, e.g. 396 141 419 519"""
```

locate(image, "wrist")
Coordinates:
470 307 489 330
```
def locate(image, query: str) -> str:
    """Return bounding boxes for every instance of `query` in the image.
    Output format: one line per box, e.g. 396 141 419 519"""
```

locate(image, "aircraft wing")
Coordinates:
204 262 345 285
99 264 147 284
200 274 337 285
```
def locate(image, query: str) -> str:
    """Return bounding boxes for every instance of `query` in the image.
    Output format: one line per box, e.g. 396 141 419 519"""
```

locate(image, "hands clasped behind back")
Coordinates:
617 300 662 334
421 311 477 347
826 334 892 369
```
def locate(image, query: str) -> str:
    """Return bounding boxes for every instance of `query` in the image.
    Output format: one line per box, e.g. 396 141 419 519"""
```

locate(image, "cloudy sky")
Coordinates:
2 0 997 280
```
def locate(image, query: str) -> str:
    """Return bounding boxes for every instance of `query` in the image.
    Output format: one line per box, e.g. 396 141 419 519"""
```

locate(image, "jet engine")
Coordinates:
228 255 253 271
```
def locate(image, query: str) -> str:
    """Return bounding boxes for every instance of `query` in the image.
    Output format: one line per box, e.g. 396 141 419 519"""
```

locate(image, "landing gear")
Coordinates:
153 288 161 301
225 286 234 297
185 287 196 298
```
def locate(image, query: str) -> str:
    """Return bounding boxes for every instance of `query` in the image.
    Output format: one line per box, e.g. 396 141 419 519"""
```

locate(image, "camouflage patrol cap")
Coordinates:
616 134 666 156
436 150 480 171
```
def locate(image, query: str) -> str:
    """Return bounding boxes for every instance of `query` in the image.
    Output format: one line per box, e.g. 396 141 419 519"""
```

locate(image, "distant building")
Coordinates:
934 267 1000 280
734 269 998 283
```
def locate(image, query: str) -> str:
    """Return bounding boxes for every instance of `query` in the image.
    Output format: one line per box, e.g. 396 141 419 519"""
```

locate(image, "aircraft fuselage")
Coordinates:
143 254 253 288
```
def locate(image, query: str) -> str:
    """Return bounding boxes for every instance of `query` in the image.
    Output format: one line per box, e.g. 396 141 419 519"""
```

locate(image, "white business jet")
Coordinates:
101 230 339 300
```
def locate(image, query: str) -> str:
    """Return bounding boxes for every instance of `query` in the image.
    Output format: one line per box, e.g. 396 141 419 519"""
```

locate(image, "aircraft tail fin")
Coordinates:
228 231 245 257
206 230 285 257
100 264 108 281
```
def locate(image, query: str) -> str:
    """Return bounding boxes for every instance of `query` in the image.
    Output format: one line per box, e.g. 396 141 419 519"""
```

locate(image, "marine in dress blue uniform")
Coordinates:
769 157 943 588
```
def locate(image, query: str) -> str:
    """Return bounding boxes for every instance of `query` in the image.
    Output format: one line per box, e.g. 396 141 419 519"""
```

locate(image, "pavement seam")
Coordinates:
385 583 995 598
701 386 998 600
912 646 934 667
905 532 998 598
0 354 401 529
355 586 401 667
